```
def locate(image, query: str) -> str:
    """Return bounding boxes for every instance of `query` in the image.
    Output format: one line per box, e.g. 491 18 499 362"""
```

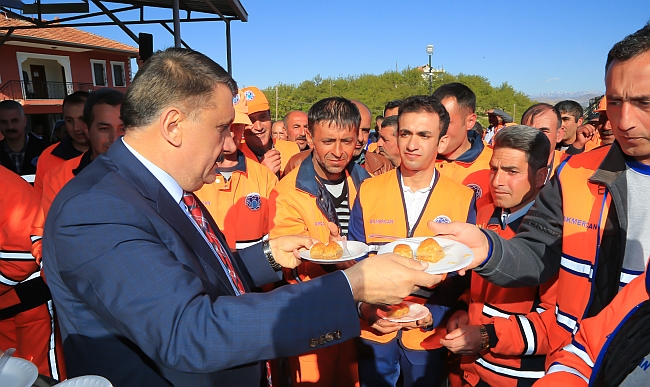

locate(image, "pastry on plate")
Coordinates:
322 242 344 260
385 303 410 318
415 238 445 263
310 242 327 259
393 244 414 259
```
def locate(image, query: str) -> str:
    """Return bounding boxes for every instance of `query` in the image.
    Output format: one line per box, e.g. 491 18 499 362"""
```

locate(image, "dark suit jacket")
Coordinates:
42 139 360 387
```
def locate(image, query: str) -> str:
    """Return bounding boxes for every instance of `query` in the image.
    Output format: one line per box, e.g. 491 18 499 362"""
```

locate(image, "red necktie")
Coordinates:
182 192 246 295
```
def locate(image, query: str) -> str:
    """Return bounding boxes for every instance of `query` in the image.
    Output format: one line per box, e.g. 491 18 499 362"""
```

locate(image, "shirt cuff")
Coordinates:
478 228 493 267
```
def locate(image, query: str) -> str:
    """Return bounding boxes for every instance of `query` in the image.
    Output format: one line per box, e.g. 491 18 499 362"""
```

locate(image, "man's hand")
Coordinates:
572 123 597 149
344 254 443 305
268 236 315 269
446 310 469 332
260 149 281 174
428 221 490 275
440 325 484 355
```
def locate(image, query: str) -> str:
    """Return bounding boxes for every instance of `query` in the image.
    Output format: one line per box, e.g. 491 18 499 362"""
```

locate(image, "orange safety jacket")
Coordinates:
542 145 616 369
538 267 650 387
33 137 84 197
0 165 44 315
268 154 370 282
348 168 475 350
436 131 494 212
30 153 87 263
195 151 278 251
241 138 300 176
460 204 558 386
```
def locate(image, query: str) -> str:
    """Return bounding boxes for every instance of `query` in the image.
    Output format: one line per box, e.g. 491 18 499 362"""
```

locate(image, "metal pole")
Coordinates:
275 86 278 121
225 19 232 75
172 0 181 48
428 53 432 94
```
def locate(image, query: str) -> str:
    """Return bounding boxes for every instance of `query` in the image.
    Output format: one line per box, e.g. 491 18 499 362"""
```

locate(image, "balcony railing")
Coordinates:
0 80 96 100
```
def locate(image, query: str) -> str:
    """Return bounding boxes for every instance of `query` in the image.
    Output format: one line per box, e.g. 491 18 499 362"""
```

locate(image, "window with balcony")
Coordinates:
111 61 126 87
91 60 107 87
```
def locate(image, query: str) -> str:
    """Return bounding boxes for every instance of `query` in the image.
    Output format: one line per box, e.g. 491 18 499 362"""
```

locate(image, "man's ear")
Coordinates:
577 117 584 126
160 107 183 147
306 129 314 148
556 126 566 144
437 134 450 155
466 112 477 131
535 166 548 189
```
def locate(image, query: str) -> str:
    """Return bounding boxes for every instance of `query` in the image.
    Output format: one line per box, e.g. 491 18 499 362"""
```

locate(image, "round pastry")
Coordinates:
322 242 344 260
393 244 414 259
416 238 445 263
310 242 327 259
385 303 410 318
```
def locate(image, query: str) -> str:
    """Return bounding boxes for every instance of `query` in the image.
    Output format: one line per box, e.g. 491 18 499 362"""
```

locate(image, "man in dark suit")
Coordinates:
0 100 48 181
42 48 442 387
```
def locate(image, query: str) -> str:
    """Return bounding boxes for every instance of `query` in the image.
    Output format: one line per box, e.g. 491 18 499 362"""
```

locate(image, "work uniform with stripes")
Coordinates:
268 154 370 387
0 165 64 379
459 203 558 387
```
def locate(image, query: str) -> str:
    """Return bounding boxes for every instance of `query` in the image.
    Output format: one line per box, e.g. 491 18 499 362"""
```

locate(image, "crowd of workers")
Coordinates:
0 21 647 387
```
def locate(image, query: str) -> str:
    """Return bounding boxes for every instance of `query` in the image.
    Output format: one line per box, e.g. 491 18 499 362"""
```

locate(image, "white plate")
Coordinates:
378 302 429 323
0 357 38 387
56 375 113 387
377 236 473 274
299 241 369 264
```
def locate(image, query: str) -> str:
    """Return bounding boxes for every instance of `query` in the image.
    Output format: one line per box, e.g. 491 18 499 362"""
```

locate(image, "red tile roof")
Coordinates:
0 17 138 55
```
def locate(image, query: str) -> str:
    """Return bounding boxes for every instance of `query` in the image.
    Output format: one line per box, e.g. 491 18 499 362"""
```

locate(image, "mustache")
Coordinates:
295 135 307 141
216 152 225 163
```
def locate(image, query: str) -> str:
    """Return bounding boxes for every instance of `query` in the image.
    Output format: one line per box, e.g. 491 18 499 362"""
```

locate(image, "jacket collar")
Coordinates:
589 142 626 186
295 152 370 196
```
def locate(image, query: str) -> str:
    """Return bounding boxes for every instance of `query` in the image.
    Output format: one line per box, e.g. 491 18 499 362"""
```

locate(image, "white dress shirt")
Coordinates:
400 170 437 233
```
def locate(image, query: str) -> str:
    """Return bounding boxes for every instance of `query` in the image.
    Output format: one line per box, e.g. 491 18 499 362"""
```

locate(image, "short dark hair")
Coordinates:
398 95 450 138
380 115 398 136
0 100 24 116
84 88 125 127
63 91 89 112
493 125 550 172
122 48 237 129
606 23 650 72
432 82 476 113
375 115 384 120
383 100 402 116
521 103 561 130
308 97 360 134
554 100 583 123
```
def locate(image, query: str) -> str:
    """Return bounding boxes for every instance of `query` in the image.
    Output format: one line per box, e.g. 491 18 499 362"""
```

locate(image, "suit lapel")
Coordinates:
108 140 236 296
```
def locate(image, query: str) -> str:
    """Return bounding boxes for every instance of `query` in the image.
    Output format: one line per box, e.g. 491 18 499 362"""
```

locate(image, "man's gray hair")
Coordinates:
493 125 551 171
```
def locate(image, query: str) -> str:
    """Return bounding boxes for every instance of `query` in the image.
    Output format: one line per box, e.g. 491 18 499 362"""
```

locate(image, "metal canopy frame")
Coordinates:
0 0 247 74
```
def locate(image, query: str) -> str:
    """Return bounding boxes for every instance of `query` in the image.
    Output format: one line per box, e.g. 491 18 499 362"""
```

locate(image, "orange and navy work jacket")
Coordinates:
33 137 84 197
348 168 475 350
241 138 300 176
461 203 558 386
30 153 87 263
268 154 370 282
0 165 45 318
539 267 650 387
541 145 619 369
195 151 278 251
436 130 493 212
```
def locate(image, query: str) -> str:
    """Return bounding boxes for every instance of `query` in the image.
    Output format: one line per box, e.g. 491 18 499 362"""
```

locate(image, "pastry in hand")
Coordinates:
416 238 445 263
322 242 344 260
310 242 327 259
385 303 410 318
393 244 414 259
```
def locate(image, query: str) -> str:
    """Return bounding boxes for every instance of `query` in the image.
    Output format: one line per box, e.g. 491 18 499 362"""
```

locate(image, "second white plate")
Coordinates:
299 240 369 264
377 236 473 274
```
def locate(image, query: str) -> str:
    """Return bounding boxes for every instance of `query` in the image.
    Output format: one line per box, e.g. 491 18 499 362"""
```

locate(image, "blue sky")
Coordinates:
71 0 650 96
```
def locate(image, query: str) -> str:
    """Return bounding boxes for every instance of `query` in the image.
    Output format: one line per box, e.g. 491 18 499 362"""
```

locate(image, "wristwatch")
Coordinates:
263 239 282 271
479 325 490 351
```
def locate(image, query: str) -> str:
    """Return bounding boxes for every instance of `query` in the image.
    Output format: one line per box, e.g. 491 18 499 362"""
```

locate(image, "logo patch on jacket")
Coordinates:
467 183 482 199
245 193 261 211
433 215 452 224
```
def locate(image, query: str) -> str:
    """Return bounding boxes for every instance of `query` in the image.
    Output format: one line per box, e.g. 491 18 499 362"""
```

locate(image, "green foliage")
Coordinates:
261 69 536 126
